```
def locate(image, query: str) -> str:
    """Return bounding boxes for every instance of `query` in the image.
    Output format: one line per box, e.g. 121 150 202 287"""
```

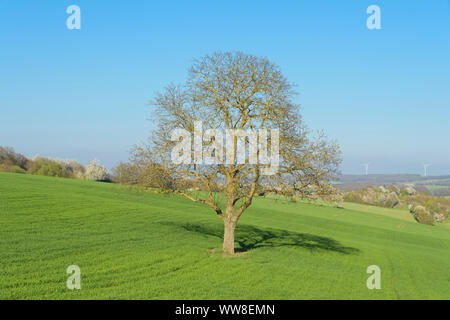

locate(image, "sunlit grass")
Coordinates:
1 172 449 299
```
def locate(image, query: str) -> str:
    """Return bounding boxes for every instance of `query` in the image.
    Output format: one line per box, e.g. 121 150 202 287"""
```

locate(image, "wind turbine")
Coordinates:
423 164 431 177
362 163 370 176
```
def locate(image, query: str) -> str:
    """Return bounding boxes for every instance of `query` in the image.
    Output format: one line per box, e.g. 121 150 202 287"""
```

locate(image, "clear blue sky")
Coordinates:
1 0 449 174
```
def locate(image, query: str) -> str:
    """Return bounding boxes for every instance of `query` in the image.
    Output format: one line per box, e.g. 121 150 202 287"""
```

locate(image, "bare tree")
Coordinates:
136 52 341 255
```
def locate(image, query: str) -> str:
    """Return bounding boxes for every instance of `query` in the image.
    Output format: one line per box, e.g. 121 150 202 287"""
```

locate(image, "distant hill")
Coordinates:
338 174 450 183
335 174 450 192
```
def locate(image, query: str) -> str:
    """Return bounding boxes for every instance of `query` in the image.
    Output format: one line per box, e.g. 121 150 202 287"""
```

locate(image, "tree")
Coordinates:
85 160 109 181
111 162 138 185
27 155 73 178
0 146 29 170
137 52 341 255
62 159 85 178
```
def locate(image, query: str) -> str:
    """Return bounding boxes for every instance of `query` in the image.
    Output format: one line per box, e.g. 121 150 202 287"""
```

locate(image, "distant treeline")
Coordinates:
0 146 110 182
338 174 450 184
0 146 188 190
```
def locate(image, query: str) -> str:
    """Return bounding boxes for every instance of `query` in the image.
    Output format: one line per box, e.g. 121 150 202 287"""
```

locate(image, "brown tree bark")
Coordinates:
222 219 236 255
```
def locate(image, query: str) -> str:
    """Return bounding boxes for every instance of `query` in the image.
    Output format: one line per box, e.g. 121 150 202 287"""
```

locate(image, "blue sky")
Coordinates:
1 0 449 174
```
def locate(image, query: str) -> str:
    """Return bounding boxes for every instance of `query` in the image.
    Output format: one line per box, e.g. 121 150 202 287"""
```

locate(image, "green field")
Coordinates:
1 172 449 299
426 185 450 191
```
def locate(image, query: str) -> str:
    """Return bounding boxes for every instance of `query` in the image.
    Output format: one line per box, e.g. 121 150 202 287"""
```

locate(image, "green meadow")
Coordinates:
1 172 449 299
426 185 450 191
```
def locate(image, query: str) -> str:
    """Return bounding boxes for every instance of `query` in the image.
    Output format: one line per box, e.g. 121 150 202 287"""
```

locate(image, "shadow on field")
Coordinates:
162 222 360 255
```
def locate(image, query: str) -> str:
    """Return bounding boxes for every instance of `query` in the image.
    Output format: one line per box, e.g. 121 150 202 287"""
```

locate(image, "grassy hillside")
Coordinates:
1 172 449 299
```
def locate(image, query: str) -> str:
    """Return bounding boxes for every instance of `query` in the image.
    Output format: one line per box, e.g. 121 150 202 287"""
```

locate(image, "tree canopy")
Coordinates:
133 51 341 254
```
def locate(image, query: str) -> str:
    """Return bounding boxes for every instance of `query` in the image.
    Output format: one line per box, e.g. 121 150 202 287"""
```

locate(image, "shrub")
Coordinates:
128 146 176 190
27 156 74 178
384 192 400 208
346 193 355 202
388 185 400 195
111 162 138 184
425 199 439 213
12 165 27 174
0 146 29 170
0 147 88 180
411 205 435 226
136 162 175 190
37 164 62 177
344 187 399 208
0 164 26 173
63 159 85 178
85 160 110 181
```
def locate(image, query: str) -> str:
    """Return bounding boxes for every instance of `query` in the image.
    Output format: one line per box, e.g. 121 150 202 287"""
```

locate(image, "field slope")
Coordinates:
1 172 449 299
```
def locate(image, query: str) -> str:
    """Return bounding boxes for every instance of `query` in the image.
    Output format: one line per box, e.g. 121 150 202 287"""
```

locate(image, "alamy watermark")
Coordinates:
66 265 81 290
366 265 381 289
66 5 81 30
171 121 279 175
366 5 381 30
65 6 380 31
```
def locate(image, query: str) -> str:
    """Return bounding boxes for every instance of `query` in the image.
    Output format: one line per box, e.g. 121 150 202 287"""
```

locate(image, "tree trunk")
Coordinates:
223 219 236 255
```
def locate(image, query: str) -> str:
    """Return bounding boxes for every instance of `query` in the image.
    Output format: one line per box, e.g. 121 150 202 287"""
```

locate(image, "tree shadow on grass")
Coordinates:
161 222 360 255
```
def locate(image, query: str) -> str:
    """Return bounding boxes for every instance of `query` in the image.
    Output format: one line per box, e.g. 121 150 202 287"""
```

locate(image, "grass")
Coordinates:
1 172 449 299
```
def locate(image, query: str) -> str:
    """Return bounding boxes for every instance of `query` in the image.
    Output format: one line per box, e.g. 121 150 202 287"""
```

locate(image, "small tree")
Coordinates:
0 146 29 170
85 160 109 181
62 159 85 178
111 162 138 184
27 155 74 178
136 52 341 255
